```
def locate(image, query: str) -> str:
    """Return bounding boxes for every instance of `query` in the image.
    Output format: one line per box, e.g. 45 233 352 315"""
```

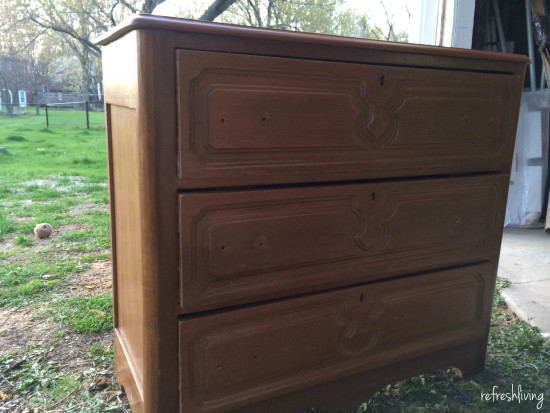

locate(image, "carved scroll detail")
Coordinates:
338 297 385 356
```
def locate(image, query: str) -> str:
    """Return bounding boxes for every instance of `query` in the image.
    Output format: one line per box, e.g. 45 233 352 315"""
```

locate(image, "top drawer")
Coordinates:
176 50 522 188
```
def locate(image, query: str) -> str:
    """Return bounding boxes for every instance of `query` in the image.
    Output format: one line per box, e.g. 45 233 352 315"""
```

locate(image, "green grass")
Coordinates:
0 112 127 411
0 256 89 307
49 293 113 333
0 112 107 187
0 211 15 236
0 112 109 307
89 342 115 366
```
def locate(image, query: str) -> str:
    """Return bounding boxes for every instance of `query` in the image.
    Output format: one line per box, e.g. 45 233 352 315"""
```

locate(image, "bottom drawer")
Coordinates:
179 263 495 412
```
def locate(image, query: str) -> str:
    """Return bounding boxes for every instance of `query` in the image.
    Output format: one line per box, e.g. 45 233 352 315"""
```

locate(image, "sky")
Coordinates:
155 0 418 38
341 0 416 35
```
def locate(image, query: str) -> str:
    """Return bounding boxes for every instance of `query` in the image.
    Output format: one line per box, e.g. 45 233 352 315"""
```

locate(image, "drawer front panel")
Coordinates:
179 264 493 412
179 175 507 312
177 49 521 187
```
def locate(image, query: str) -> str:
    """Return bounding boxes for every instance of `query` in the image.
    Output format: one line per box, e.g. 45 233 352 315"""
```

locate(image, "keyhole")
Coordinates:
371 192 376 201
360 293 365 303
220 245 228 252
379 75 386 87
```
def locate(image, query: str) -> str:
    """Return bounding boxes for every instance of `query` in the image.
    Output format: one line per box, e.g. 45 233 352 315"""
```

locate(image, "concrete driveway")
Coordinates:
498 228 550 338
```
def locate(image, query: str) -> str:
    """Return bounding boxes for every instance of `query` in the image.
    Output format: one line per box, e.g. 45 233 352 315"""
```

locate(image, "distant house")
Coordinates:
0 55 103 112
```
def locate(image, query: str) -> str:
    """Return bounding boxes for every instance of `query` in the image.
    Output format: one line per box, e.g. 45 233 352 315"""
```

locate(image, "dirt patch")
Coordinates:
49 329 113 371
20 175 87 193
52 222 92 234
0 306 125 412
68 202 108 217
0 306 55 357
0 305 111 365
0 242 14 252
0 259 128 412
58 260 112 298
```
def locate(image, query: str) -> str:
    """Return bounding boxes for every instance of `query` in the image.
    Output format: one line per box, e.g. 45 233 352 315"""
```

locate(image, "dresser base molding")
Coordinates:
228 340 486 413
115 332 485 413
116 332 485 413
114 330 144 413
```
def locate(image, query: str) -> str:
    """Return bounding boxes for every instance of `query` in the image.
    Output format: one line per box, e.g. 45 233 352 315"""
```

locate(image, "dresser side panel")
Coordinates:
108 104 145 401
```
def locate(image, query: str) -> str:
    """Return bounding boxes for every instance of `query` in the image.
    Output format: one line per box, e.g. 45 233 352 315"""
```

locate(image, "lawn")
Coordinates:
0 111 549 412
0 111 129 412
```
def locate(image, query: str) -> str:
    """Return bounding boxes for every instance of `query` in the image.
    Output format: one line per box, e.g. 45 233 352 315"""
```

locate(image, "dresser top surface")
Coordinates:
96 14 529 66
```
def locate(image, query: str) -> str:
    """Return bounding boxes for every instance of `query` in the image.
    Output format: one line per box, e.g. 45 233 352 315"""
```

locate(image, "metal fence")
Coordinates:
0 102 105 130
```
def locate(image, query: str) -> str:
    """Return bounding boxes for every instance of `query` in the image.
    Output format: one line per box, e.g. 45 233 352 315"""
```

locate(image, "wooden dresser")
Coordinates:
97 15 528 413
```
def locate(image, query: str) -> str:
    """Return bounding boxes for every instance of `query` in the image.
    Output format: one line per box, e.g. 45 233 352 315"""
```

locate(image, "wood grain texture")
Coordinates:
114 331 144 412
179 263 494 413
227 340 489 413
177 50 522 187
133 29 180 413
102 31 138 108
103 28 181 413
108 104 144 394
179 175 508 312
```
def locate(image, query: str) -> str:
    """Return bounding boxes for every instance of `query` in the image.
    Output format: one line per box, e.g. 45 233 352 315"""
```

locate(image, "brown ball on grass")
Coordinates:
34 223 53 239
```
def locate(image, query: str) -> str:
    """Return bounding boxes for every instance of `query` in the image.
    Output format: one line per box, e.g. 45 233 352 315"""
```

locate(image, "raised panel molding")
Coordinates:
367 77 510 149
191 70 370 154
177 49 518 186
384 78 510 149
179 175 507 312
180 264 490 412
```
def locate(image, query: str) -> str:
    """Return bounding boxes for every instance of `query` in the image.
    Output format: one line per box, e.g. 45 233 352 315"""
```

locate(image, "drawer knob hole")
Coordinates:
360 293 365 303
379 75 386 87
254 235 269 250
220 116 227 124
371 192 376 201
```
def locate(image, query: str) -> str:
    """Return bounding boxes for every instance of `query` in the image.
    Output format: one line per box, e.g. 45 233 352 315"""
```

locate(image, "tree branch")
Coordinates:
200 0 238 21
26 13 102 57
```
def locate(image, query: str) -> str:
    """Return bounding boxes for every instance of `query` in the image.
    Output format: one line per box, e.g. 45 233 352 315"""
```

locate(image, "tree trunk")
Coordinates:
200 0 238 21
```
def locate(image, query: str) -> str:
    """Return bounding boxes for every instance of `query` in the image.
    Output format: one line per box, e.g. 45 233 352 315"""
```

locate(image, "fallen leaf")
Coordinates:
88 309 106 317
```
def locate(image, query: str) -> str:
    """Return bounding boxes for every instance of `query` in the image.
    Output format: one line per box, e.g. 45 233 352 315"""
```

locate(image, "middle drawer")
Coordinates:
179 175 507 313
